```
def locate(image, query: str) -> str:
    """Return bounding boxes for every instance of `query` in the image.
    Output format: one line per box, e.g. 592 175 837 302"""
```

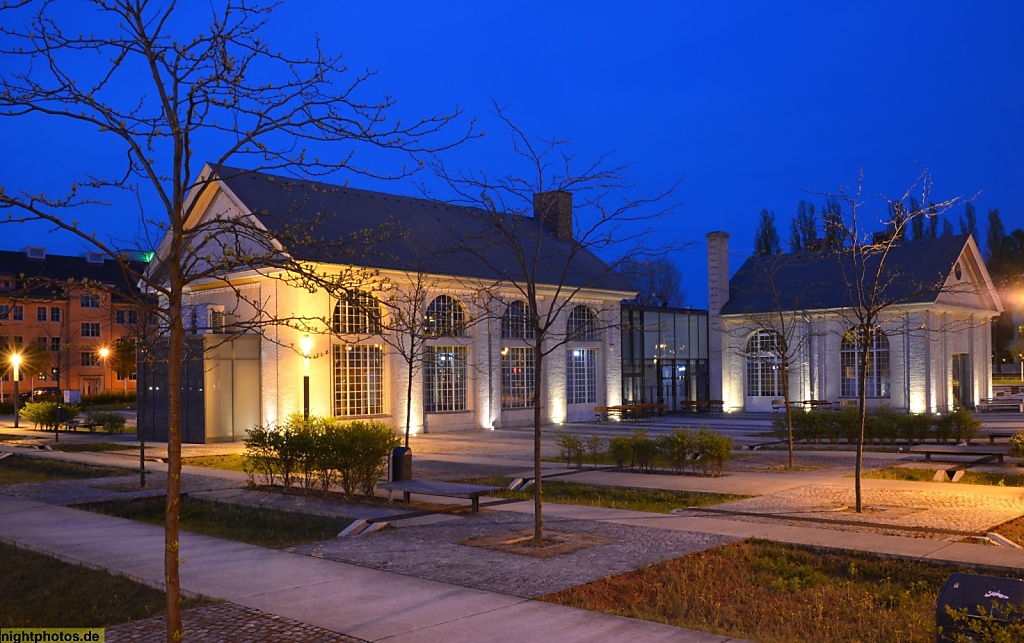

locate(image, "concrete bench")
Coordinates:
909 444 1012 465
978 398 1024 413
379 480 501 513
978 429 1019 445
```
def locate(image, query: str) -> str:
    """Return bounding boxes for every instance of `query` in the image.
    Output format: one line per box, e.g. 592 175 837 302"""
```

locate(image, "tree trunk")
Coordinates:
854 331 870 514
532 343 544 545
781 360 795 469
164 281 184 641
404 347 414 448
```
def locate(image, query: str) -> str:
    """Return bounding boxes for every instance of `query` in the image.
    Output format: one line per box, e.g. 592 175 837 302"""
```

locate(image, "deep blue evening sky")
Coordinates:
1 1 1022 307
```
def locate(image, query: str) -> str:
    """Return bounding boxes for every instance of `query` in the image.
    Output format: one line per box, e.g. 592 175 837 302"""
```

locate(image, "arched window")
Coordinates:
745 330 781 397
840 329 890 398
566 305 597 341
502 301 534 339
424 295 466 338
333 292 381 335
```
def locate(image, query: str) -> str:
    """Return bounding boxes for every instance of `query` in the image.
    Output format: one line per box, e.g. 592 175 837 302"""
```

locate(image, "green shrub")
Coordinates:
84 411 127 434
629 429 658 471
867 405 900 445
943 600 1024 642
657 427 696 474
585 434 605 468
243 416 399 498
694 428 732 477
19 401 80 431
1010 431 1024 461
608 435 631 468
555 430 585 468
898 412 933 445
936 407 980 445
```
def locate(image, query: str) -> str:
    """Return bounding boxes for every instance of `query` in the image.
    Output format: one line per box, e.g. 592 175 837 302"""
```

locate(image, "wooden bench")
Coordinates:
909 444 1013 465
378 480 501 513
978 398 1024 413
61 420 100 432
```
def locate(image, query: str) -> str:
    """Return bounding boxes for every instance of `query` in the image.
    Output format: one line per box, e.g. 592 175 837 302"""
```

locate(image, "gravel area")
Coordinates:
106 603 361 643
291 510 736 598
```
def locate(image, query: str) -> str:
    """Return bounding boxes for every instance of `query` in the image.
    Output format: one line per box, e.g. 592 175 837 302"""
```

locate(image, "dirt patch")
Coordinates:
461 528 614 558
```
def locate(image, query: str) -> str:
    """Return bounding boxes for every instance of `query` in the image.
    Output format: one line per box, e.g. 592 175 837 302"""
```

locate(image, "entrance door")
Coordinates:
951 354 971 409
82 377 102 396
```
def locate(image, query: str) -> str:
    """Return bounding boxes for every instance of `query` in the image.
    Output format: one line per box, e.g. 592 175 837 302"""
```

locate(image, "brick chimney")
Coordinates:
533 191 573 241
706 231 729 404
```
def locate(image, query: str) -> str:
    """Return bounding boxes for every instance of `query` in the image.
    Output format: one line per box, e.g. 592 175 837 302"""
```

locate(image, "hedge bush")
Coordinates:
18 401 80 430
84 411 127 434
242 415 399 498
607 426 732 477
772 405 979 446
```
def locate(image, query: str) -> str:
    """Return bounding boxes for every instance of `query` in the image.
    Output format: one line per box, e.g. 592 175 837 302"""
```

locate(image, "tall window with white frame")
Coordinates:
565 305 599 405
840 329 890 398
424 295 469 413
745 330 782 397
332 293 385 417
501 301 535 409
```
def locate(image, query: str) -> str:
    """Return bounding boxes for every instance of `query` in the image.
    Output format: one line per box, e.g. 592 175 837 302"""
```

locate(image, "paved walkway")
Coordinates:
0 494 743 642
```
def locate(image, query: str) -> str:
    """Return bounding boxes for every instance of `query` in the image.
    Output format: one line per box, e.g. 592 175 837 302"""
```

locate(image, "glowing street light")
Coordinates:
99 346 110 393
10 353 21 428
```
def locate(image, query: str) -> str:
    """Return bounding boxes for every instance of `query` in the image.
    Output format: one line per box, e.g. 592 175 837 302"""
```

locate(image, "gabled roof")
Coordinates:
210 166 634 293
721 235 999 315
0 249 146 301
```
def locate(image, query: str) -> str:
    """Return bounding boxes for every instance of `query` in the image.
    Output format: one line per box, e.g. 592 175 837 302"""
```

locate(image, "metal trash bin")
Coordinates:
936 572 1024 642
390 446 412 481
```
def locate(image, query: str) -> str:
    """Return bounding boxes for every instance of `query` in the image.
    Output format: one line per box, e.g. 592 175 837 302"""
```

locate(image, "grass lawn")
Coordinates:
182 453 248 472
0 454 129 484
0 541 213 628
0 432 31 442
542 539 1019 643
993 515 1024 545
82 496 352 548
864 467 1024 487
471 477 746 513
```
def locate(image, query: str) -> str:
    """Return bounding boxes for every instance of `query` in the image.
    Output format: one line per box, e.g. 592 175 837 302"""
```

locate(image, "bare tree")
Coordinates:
0 2 469 639
823 170 963 513
429 104 679 544
725 251 823 469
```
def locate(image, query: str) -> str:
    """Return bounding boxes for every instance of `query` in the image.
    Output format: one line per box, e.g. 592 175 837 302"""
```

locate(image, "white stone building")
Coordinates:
146 165 631 442
707 232 1002 414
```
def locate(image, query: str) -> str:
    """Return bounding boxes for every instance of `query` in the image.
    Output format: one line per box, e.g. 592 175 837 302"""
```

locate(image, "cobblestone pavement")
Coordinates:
290 511 736 598
677 482 1024 540
0 473 239 505
106 603 361 643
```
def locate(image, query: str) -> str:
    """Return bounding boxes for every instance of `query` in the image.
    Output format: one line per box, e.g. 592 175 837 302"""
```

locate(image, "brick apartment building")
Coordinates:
0 246 148 401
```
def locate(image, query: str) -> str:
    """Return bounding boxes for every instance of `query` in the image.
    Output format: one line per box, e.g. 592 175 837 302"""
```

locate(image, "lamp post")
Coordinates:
300 335 312 419
11 353 21 428
98 346 110 393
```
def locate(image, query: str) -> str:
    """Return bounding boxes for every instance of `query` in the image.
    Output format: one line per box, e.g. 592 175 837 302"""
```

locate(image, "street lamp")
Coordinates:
99 346 110 393
300 335 313 419
10 353 21 428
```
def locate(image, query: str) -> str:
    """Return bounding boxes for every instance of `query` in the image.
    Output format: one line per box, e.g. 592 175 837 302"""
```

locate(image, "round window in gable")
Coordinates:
954 262 962 281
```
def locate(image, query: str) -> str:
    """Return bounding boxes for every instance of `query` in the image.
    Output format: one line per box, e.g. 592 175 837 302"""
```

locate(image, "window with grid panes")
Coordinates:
81 322 101 337
332 344 385 417
50 307 60 322
12 306 22 321
745 330 782 397
81 351 99 366
840 330 890 398
566 305 597 341
566 348 598 404
37 307 46 322
333 293 381 335
501 301 534 339
424 346 467 412
501 346 535 408
80 293 100 308
50 337 60 352
424 296 466 338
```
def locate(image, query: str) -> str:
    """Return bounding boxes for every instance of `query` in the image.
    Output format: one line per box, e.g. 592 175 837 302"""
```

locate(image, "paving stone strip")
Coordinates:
105 603 362 643
0 473 239 505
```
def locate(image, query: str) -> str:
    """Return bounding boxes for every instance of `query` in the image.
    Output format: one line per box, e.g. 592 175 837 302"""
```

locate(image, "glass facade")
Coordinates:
620 305 709 411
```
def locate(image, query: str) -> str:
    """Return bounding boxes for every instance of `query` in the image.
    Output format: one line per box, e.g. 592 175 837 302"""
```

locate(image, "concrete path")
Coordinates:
0 494 744 642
